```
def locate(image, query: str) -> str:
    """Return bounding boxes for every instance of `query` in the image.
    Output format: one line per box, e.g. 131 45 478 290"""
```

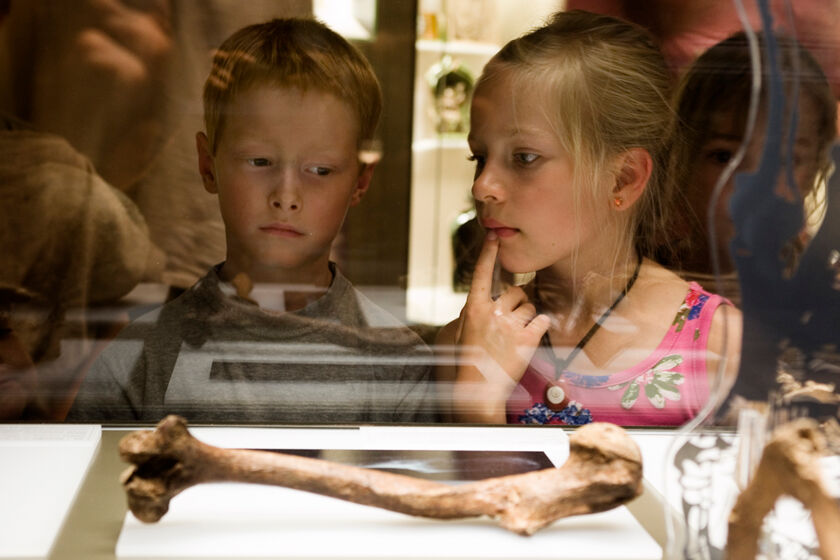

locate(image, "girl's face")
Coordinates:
468 73 615 277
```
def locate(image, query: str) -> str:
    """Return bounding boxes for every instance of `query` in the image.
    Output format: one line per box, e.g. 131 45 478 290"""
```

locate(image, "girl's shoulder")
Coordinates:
630 260 692 316
663 273 741 399
639 259 689 289
634 262 736 332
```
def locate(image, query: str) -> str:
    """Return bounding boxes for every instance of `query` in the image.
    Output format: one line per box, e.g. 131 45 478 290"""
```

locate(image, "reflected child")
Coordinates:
436 10 741 426
671 32 840 416
68 18 436 423
669 31 837 300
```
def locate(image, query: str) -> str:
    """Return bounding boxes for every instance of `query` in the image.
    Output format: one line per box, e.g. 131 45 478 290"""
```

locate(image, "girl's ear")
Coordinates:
611 148 652 211
350 162 376 206
196 132 218 194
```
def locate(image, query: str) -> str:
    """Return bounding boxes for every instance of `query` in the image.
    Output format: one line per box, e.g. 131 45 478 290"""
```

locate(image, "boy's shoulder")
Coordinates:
111 265 430 351
109 268 221 340
331 268 430 351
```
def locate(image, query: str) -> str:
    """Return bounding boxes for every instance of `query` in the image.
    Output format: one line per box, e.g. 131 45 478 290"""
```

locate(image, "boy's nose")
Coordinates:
270 197 299 211
269 173 301 211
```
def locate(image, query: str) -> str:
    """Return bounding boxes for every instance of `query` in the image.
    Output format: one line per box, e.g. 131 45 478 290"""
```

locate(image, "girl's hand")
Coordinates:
453 232 551 422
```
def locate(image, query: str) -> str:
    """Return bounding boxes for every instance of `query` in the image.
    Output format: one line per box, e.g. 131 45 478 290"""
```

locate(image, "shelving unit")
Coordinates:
406 0 562 326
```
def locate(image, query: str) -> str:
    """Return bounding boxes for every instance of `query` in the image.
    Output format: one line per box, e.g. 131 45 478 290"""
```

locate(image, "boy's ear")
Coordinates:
349 163 376 206
611 147 652 211
196 132 218 194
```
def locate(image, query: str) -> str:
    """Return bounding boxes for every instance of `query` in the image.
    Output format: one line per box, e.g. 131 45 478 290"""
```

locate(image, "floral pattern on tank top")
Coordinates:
512 283 725 426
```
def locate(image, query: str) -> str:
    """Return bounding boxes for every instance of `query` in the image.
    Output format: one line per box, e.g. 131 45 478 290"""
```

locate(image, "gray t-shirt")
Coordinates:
68 265 437 424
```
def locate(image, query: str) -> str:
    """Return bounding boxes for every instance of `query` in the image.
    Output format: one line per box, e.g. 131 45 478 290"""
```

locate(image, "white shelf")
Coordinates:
416 39 500 56
412 136 469 152
0 424 101 558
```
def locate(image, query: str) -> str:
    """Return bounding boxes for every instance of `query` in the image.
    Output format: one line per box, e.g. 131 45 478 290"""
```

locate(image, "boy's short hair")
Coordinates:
203 17 382 154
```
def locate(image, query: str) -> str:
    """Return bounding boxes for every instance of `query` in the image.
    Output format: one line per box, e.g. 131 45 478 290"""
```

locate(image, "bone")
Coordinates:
119 415 642 536
726 418 840 560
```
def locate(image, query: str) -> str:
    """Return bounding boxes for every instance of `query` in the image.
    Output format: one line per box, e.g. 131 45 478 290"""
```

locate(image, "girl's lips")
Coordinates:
259 224 304 238
481 218 519 238
490 227 519 238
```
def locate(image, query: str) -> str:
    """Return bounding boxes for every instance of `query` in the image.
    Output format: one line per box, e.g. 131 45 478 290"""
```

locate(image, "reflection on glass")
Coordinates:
0 2 317 422
0 115 157 421
670 31 836 307
659 4 840 558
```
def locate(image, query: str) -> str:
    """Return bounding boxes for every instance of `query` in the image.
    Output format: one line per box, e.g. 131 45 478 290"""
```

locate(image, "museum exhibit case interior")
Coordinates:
1 0 839 559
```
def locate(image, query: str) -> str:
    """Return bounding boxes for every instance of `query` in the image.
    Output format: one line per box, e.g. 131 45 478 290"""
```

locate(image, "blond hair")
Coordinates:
202 18 382 154
477 10 674 263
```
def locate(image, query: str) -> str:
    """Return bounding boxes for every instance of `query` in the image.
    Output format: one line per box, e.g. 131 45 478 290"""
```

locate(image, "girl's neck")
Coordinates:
534 252 641 317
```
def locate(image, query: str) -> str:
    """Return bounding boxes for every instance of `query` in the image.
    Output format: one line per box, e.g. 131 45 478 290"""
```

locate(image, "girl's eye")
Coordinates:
306 166 332 176
247 158 271 167
514 152 539 165
467 153 486 177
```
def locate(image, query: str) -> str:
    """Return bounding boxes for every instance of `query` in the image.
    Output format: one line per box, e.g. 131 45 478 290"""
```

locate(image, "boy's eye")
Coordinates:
247 158 272 167
513 152 539 165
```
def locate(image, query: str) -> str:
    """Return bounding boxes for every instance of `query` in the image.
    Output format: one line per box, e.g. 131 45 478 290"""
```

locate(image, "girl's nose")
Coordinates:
471 163 504 203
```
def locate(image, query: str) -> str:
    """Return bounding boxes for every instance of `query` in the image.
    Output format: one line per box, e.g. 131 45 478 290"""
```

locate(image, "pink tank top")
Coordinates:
507 283 729 426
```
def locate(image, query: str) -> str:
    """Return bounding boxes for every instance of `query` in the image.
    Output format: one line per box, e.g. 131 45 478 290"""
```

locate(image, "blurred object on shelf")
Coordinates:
448 0 483 41
419 11 441 40
427 55 474 134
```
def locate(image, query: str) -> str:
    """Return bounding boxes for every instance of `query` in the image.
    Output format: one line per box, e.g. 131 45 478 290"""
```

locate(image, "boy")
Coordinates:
68 18 436 423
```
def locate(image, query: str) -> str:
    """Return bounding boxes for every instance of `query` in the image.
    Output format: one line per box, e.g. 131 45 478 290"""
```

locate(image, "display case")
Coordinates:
2 1 840 559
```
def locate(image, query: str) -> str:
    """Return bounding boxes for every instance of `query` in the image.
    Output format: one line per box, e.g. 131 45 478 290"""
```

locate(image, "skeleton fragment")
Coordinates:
727 418 840 560
777 371 840 405
119 415 642 536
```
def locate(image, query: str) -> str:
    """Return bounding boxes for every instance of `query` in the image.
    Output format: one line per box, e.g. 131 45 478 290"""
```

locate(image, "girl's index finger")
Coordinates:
466 231 500 303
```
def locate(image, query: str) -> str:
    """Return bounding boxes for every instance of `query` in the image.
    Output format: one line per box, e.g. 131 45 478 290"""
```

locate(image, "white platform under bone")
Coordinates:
115 426 660 560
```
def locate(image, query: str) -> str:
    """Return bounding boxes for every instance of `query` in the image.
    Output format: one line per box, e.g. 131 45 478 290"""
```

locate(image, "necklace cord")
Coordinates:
537 257 642 376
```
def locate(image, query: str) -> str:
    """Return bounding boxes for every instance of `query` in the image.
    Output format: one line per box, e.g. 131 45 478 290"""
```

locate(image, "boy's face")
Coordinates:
197 86 373 284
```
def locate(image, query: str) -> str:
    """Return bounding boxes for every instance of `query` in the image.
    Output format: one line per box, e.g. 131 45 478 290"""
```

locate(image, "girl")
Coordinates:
435 10 741 425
